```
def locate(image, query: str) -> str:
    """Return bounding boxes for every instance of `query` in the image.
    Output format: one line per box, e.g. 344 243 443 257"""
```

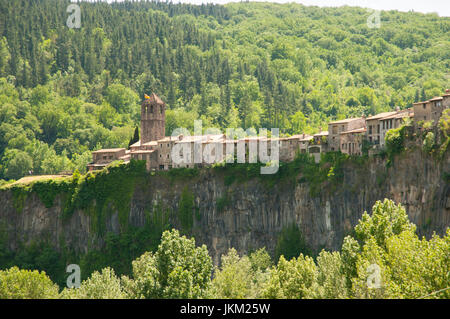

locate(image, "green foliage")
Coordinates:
11 187 27 213
347 199 449 299
1 202 449 299
0 220 169 289
78 222 169 283
313 251 348 298
248 247 273 273
61 268 126 299
422 131 435 154
0 239 68 287
385 125 407 159
214 152 352 197
2 149 33 180
123 229 213 299
275 223 311 262
164 167 199 181
65 160 146 232
354 199 416 249
210 248 270 299
438 109 450 157
0 266 59 299
105 84 139 114
262 254 317 299
3 160 147 235
178 186 195 232
128 126 140 149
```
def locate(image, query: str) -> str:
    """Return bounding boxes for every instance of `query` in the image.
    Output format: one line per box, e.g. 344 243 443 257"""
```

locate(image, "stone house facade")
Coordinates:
339 128 366 156
328 117 366 152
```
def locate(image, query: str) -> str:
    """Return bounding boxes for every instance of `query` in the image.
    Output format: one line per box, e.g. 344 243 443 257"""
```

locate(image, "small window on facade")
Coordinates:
150 105 153 113
423 104 426 109
167 154 169 159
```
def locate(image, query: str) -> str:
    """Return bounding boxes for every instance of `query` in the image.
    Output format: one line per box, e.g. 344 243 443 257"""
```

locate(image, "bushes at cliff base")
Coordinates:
1 200 449 299
0 267 59 299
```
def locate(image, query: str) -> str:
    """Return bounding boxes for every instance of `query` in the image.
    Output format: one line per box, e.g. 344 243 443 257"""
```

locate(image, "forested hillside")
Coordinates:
0 0 449 180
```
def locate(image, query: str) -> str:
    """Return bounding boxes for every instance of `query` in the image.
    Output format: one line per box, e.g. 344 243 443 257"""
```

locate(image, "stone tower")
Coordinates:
141 93 166 144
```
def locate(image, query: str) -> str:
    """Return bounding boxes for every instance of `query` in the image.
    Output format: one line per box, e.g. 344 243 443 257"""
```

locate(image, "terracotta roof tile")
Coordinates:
328 117 364 124
366 111 397 120
340 127 366 135
92 148 126 153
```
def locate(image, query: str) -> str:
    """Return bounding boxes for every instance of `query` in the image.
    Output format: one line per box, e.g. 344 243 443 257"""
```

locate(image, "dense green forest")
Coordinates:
1 199 449 299
0 0 449 181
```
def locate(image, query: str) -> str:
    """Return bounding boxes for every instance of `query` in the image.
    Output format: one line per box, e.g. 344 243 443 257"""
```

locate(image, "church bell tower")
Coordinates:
141 93 166 144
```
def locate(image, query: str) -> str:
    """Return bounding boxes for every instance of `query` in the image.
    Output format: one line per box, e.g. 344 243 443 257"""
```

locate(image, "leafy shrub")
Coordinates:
122 229 212 299
385 125 406 157
422 131 435 153
0 267 59 299
60 267 126 299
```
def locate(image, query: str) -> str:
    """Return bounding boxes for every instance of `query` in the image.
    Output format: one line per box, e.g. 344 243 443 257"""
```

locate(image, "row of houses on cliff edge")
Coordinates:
87 89 450 171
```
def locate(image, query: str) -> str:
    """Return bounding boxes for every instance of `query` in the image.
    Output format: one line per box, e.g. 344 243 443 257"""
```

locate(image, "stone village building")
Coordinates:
88 90 450 171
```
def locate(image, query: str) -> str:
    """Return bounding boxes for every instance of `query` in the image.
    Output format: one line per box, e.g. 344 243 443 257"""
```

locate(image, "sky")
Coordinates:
167 0 450 17
97 0 449 16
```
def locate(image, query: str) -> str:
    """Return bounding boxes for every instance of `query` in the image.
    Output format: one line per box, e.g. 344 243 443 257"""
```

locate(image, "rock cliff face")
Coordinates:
0 149 449 264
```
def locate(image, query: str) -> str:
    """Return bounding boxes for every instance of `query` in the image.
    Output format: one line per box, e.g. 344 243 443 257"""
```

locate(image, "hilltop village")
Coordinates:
87 90 450 171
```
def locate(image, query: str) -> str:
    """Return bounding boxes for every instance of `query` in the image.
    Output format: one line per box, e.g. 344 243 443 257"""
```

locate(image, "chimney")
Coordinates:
446 89 450 93
395 106 400 112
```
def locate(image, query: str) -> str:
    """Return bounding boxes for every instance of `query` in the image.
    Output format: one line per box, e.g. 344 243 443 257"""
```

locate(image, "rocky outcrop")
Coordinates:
0 148 449 264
